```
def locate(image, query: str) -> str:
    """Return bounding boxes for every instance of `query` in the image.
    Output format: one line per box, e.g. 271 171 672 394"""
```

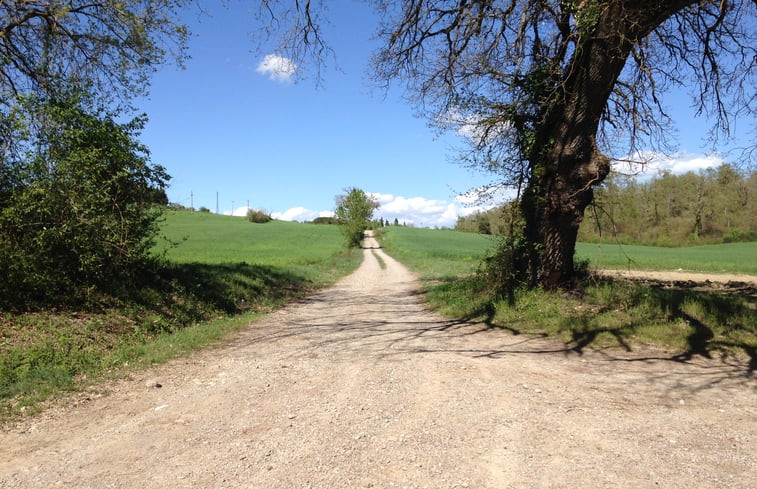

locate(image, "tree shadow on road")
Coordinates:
229 277 754 396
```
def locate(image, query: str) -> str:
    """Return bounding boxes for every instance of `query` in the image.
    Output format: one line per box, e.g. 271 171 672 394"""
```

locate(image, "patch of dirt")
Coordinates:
597 269 757 297
1 232 755 488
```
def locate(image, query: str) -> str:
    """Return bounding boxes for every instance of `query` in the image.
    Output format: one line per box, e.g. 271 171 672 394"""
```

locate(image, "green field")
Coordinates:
378 227 495 279
157 210 358 282
1 211 360 421
381 226 756 359
576 241 757 275
381 226 757 277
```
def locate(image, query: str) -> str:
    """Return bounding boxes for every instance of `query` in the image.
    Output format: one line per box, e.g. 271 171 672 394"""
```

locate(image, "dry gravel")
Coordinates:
1 232 755 488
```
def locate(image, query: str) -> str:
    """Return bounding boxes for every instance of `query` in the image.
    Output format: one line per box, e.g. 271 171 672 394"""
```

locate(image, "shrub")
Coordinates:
0 96 168 309
247 208 272 223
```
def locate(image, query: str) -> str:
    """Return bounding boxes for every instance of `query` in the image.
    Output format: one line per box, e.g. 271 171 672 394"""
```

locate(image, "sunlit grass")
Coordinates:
576 241 757 274
381 226 757 275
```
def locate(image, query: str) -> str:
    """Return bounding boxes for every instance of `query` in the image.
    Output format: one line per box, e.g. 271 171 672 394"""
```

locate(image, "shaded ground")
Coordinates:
1 233 755 488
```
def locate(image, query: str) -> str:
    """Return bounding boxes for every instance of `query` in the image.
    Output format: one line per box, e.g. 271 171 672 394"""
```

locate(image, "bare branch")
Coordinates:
0 1 190 108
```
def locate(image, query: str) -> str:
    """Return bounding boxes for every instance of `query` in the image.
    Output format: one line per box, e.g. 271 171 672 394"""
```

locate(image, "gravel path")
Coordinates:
1 232 755 488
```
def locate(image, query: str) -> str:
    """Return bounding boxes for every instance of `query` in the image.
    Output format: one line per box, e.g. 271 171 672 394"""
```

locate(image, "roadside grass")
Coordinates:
1 211 360 421
381 227 756 361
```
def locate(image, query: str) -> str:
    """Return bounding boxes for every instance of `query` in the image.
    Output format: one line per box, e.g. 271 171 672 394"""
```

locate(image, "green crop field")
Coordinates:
575 241 757 275
381 226 757 276
378 227 495 279
156 210 358 283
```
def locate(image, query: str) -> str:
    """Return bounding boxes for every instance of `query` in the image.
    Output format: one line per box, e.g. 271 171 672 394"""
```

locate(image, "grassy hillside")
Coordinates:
381 226 755 360
377 227 495 279
157 211 357 282
1 211 360 421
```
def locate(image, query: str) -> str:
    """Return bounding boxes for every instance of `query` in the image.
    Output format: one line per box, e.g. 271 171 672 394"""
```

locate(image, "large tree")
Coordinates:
1 0 189 179
259 0 755 289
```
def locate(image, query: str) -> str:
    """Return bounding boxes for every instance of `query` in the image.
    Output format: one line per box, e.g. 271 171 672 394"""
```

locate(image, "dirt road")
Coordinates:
1 233 755 488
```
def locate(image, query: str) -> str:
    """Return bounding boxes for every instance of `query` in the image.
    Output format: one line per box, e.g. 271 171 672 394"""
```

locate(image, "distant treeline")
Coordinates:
456 164 757 246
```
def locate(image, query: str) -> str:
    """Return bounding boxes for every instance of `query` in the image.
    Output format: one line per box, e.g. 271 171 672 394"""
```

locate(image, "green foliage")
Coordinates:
456 201 523 236
0 1 189 109
581 166 757 246
312 216 336 224
0 96 168 309
246 208 272 223
458 167 757 248
480 235 532 303
334 187 379 248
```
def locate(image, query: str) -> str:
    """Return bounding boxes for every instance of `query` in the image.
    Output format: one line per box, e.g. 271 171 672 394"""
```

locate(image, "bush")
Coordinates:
247 208 272 223
0 96 168 309
479 235 530 304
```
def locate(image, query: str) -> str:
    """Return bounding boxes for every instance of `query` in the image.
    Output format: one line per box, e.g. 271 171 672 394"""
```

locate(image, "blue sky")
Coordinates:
136 2 749 227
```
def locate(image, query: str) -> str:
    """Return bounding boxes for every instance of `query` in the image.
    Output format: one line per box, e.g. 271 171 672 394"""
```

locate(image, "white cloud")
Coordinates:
256 54 297 83
223 206 252 217
270 189 513 229
615 151 725 180
271 207 333 222
369 191 501 228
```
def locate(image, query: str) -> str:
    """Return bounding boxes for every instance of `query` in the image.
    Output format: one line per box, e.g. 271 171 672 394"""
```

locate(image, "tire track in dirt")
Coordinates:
1 231 755 488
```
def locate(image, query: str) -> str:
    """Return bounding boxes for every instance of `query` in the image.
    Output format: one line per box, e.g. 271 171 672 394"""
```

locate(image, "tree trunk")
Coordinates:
519 0 697 289
521 145 610 289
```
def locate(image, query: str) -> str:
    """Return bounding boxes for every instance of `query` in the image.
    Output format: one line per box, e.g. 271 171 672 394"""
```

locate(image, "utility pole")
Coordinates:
190 191 194 212
216 192 219 214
